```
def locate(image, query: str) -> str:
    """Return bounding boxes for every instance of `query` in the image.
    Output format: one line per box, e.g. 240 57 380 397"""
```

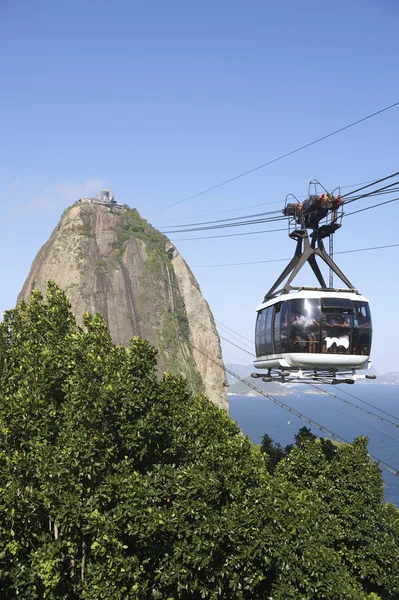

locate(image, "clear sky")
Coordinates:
1 0 399 373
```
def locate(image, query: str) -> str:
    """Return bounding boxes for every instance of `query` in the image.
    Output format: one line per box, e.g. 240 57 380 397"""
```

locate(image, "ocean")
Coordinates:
229 383 399 507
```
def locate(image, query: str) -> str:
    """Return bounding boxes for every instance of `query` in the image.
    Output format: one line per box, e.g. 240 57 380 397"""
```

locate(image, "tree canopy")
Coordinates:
0 282 398 599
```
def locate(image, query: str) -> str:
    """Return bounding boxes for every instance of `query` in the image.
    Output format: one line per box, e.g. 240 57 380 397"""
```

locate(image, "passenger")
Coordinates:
325 314 350 354
292 311 307 351
357 313 371 354
293 311 306 326
305 315 320 353
357 313 370 328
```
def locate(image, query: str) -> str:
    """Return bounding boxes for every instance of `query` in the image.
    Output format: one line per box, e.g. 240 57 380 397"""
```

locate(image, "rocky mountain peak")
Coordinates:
18 202 228 410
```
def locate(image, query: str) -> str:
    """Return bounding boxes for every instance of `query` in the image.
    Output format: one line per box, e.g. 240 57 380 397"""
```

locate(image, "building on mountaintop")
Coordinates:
78 189 125 210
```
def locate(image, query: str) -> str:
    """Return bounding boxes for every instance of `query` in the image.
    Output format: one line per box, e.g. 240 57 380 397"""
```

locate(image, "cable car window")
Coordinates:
321 298 353 309
287 298 321 353
273 303 281 354
352 301 372 356
322 311 352 354
265 307 274 355
280 303 289 353
255 309 267 357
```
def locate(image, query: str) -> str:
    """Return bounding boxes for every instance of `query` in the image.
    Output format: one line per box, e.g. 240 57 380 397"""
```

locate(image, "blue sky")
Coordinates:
1 0 399 373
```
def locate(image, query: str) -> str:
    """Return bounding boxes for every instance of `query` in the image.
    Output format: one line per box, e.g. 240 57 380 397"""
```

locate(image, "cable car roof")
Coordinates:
256 289 369 312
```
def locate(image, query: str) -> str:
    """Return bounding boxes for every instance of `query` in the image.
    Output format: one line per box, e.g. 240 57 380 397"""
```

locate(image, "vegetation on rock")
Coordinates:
112 207 202 393
0 283 398 599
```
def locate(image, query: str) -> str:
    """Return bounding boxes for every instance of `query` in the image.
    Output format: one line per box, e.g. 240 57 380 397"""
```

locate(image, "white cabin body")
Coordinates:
254 290 372 372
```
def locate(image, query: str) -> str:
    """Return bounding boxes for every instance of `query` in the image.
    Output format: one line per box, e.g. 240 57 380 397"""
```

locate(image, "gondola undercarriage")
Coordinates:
251 367 376 385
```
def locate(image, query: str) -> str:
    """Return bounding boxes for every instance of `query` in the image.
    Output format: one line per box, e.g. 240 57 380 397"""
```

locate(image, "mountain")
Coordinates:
18 201 228 410
377 372 399 385
226 364 292 396
227 376 293 397
225 364 254 385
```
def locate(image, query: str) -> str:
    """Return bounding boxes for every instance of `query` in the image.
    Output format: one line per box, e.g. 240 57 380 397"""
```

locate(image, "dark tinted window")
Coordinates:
274 303 281 354
352 301 372 356
255 309 267 357
321 298 353 309
322 312 352 354
287 298 321 353
280 303 289 353
265 307 274 355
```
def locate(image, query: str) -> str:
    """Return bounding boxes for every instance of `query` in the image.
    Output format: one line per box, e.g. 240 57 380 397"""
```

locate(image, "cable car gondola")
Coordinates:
252 182 375 385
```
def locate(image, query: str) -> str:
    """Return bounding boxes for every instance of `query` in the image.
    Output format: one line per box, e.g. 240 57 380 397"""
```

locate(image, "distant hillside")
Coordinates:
228 376 293 396
225 364 254 385
377 372 399 385
226 364 293 396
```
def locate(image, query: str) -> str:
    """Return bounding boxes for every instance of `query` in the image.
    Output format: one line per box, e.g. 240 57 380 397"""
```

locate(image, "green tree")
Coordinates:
294 425 317 445
260 433 292 473
0 282 398 599
275 437 399 598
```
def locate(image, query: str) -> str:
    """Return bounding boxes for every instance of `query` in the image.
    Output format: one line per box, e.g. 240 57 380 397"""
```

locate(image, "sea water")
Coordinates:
229 383 399 506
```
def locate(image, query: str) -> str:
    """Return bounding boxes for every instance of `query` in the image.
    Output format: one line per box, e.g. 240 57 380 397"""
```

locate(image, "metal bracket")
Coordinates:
264 227 356 301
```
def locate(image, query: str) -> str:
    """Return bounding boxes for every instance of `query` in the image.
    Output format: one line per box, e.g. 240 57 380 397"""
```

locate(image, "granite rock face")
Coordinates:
18 203 228 411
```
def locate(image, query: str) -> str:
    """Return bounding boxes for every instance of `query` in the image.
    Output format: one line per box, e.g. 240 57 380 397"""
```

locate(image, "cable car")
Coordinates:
252 182 375 384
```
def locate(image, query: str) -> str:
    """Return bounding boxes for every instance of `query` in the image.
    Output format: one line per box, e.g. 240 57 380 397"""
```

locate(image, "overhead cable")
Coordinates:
161 214 285 235
215 319 254 346
345 195 399 217
189 242 399 267
159 209 281 229
341 171 399 199
343 179 399 204
164 179 399 235
146 101 399 216
336 386 399 423
171 226 287 242
153 178 378 225
308 384 399 431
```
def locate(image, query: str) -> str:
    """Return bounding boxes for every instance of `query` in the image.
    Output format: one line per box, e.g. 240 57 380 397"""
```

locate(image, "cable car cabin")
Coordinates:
254 291 372 373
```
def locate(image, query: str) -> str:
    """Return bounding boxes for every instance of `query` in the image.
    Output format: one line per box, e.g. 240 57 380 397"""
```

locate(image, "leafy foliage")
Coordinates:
260 433 292 473
0 283 398 599
112 208 202 392
114 208 168 263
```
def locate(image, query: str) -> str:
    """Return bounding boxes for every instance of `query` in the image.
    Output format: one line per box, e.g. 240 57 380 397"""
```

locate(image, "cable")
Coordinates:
215 319 254 346
336 386 399 423
171 226 287 242
165 181 399 237
152 178 378 225
157 173 399 233
146 101 399 216
159 209 282 229
345 195 399 217
161 213 286 234
341 171 399 199
307 384 399 431
190 242 399 267
304 385 399 444
190 315 255 357
214 323 255 352
163 184 399 234
343 180 399 205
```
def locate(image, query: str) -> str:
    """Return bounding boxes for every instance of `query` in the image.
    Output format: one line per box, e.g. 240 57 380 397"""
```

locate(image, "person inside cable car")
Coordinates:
305 315 320 353
353 309 371 354
292 310 308 351
324 313 351 354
